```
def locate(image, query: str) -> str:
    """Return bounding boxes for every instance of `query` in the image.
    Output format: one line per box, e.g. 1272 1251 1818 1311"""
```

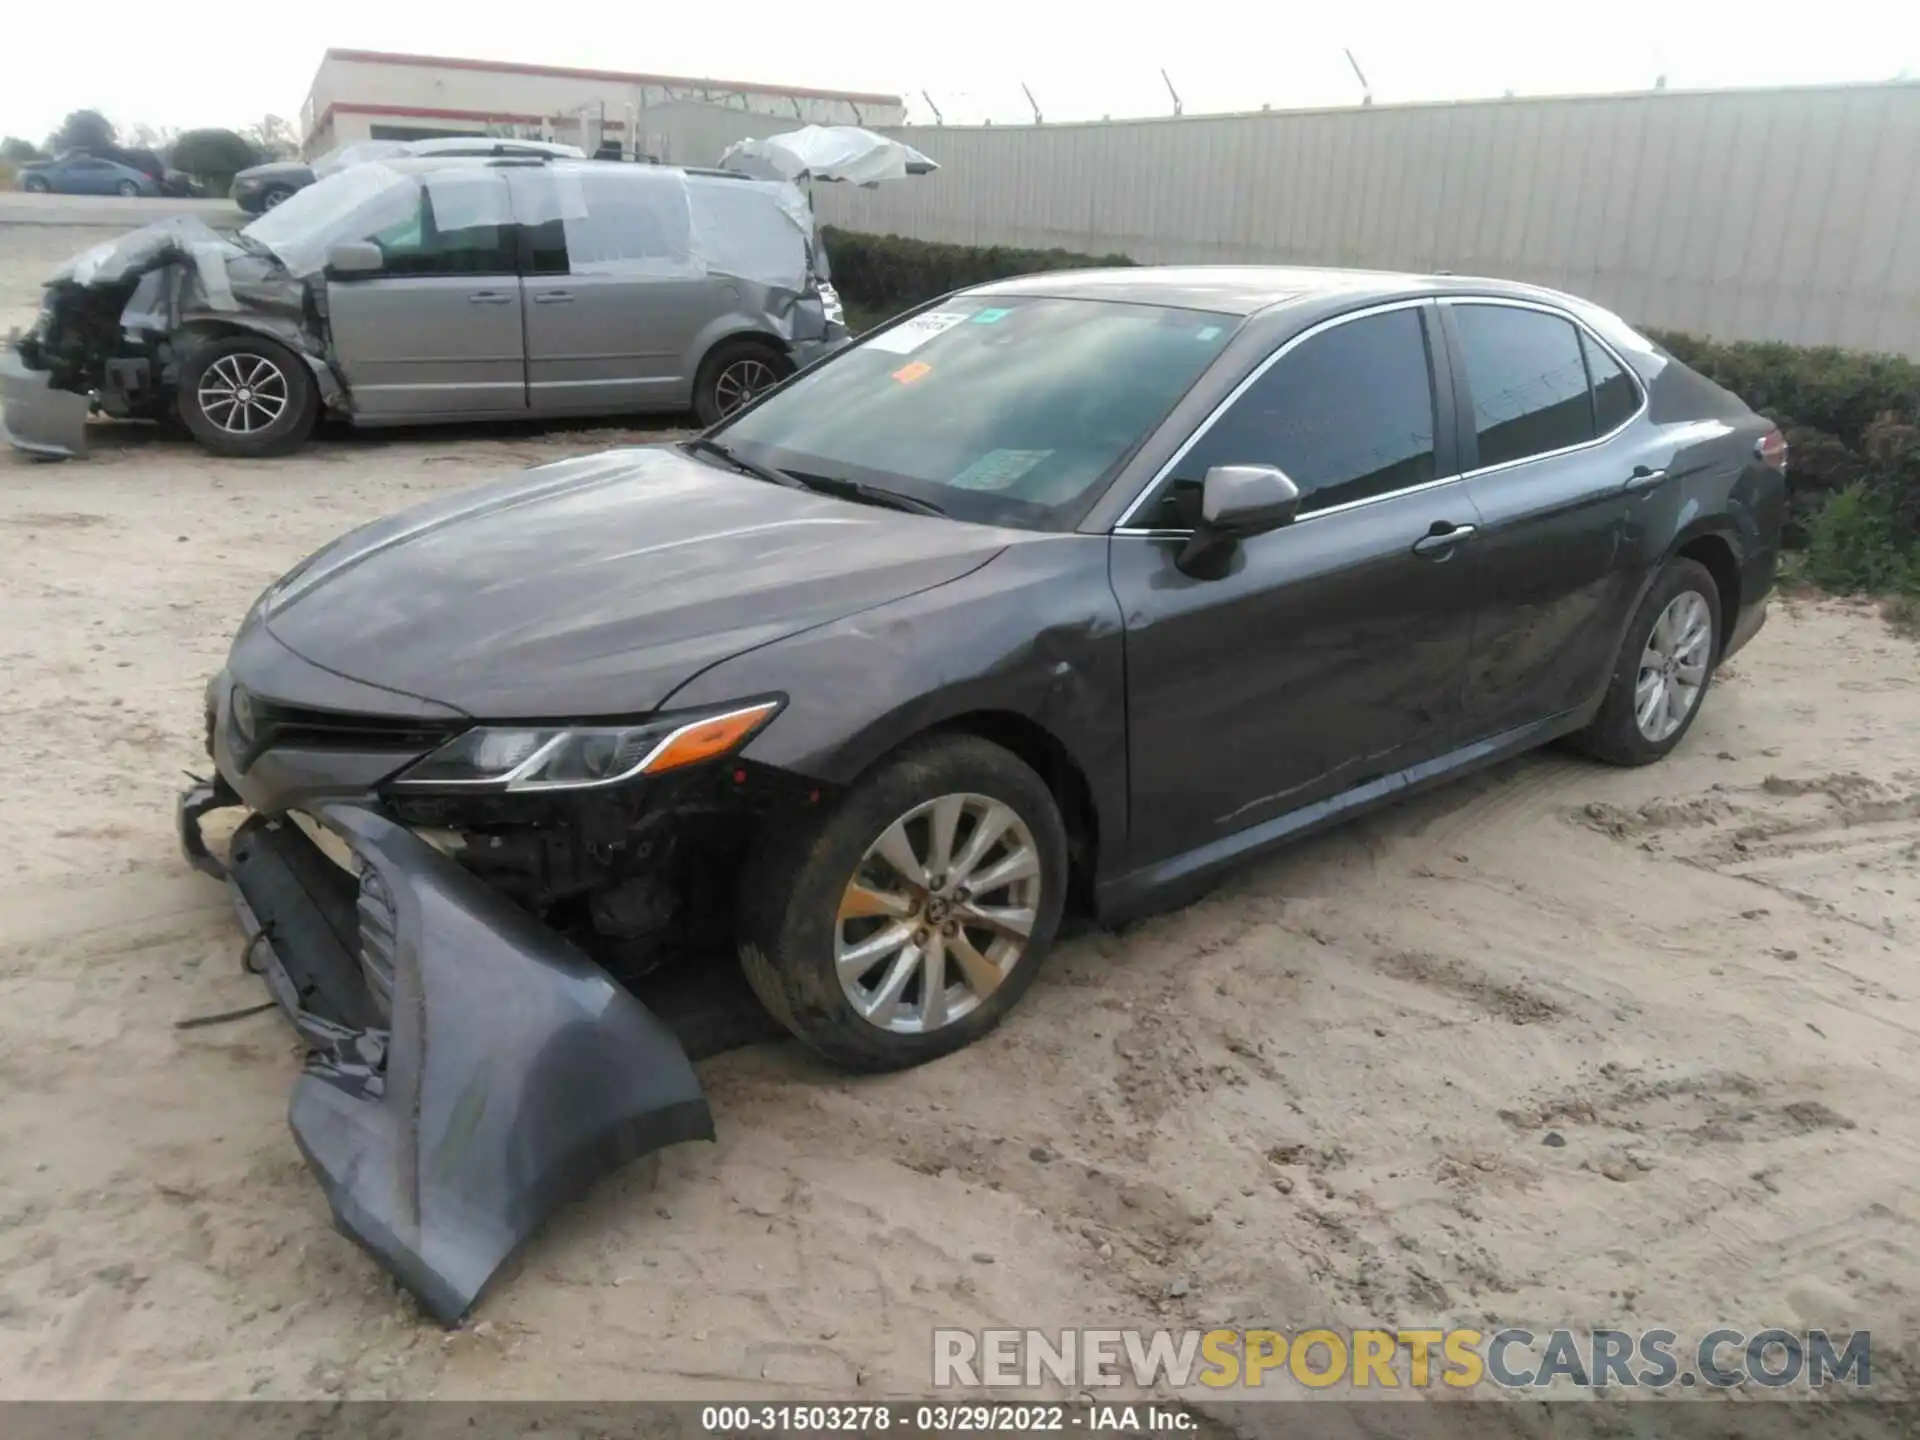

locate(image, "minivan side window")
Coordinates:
365 179 515 277
1453 304 1597 467
1131 307 1437 530
560 172 695 275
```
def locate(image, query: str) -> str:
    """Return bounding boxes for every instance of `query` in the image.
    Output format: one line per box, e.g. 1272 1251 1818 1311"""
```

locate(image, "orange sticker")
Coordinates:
891 361 933 384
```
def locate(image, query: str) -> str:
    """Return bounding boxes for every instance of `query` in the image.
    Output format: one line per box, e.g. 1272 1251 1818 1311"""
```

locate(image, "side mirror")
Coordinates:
1176 465 1301 577
325 241 383 277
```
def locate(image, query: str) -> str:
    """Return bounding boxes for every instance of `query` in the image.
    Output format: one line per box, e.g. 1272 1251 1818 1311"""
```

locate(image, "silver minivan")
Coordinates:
1 155 849 459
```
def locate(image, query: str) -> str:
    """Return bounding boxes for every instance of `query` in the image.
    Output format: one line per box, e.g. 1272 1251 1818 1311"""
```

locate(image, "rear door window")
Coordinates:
1452 304 1596 467
1581 330 1642 434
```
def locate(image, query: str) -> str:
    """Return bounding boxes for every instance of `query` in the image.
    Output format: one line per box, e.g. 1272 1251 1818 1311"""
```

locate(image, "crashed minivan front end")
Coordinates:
0 217 321 459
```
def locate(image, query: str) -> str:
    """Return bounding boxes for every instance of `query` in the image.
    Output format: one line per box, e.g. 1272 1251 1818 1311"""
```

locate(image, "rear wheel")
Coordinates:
115 179 140 197
693 338 791 426
738 734 1069 1071
176 335 318 458
1572 557 1722 766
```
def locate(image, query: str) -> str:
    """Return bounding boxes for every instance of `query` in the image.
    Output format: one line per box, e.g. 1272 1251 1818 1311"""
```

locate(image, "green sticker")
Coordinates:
951 449 1051 491
971 307 1014 324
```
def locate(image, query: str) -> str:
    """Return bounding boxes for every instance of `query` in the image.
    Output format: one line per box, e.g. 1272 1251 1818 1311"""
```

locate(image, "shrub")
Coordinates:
1651 331 1920 576
1802 483 1919 596
822 228 1131 318
169 127 260 196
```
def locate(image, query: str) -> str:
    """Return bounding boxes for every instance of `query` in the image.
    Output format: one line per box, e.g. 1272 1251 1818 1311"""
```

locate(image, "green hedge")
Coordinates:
822 227 1130 323
823 231 1920 597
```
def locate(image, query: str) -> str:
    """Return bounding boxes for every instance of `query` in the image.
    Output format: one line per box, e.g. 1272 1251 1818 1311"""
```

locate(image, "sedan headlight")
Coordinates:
387 700 782 793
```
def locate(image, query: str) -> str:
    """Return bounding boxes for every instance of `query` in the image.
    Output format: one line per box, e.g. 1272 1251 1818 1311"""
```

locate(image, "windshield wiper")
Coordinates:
790 473 947 517
680 436 805 490
682 438 945 517
230 232 275 259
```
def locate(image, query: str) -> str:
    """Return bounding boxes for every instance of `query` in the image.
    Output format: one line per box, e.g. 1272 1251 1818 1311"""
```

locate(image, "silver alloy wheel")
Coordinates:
835 792 1043 1034
713 357 779 416
1635 589 1713 742
263 189 288 209
197 352 291 435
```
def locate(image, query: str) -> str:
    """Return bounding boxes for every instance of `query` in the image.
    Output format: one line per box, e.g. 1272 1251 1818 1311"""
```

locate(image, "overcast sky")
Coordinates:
5 0 1917 142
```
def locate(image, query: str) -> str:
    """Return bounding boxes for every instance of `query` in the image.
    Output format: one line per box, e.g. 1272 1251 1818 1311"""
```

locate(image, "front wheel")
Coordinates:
692 338 791 427
176 335 319 458
22 175 50 193
260 185 295 210
738 734 1069 1072
1572 557 1722 766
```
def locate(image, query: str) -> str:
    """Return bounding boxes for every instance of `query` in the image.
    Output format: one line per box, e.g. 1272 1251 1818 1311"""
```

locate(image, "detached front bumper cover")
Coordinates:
180 789 714 1323
1 344 89 459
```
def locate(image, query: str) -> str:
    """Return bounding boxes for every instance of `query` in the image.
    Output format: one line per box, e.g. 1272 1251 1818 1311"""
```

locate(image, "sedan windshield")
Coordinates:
716 297 1238 529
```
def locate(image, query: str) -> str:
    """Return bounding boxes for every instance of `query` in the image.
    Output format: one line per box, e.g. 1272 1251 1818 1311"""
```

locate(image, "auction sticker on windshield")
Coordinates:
864 310 975 354
951 449 1051 491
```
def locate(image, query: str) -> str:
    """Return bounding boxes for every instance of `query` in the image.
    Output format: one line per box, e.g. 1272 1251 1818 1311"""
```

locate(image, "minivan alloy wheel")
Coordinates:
836 792 1043 1034
713 357 780 416
197 353 291 434
1635 589 1713 742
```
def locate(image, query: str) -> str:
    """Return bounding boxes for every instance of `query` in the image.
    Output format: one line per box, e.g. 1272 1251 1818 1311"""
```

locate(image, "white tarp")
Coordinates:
718 126 939 187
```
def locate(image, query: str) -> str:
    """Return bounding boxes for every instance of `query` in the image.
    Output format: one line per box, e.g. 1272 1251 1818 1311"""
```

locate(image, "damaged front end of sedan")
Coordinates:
178 667 824 1322
1 216 328 458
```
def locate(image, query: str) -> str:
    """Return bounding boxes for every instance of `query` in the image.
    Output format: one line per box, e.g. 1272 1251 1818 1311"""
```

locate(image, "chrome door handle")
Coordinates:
1625 465 1668 492
1412 523 1476 557
467 291 513 305
533 291 574 305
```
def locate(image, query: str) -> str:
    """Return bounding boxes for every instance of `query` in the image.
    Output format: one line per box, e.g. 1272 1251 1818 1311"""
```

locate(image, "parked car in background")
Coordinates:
2 154 846 457
170 264 1785 1321
15 151 159 196
230 136 586 213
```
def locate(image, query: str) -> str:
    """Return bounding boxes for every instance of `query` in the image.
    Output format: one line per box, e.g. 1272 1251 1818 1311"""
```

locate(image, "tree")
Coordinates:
241 115 298 161
50 109 115 154
125 122 179 152
170 128 260 192
1 136 44 163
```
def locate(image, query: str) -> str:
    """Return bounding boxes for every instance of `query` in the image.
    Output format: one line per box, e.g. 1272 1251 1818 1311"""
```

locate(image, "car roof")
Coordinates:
965 264 1608 319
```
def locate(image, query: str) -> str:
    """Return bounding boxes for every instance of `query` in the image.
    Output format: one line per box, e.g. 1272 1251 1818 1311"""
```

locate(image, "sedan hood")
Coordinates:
262 446 1011 719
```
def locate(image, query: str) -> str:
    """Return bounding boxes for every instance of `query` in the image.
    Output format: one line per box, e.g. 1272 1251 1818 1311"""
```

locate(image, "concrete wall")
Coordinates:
810 83 1920 356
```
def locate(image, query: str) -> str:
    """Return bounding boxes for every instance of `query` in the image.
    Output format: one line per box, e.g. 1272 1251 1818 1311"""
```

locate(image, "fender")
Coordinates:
664 536 1132 880
176 317 347 411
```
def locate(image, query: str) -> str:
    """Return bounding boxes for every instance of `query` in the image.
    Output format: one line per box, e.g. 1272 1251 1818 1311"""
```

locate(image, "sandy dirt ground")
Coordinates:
2 217 1918 1419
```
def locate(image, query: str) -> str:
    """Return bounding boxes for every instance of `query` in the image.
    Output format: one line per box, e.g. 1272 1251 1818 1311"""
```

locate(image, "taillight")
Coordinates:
1757 428 1788 474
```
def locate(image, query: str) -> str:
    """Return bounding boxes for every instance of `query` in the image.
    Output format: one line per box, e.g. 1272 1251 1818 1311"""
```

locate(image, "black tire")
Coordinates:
116 180 140 197
692 337 792 427
176 334 318 458
22 175 49 194
260 185 296 210
1572 557 1723 767
737 734 1069 1072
